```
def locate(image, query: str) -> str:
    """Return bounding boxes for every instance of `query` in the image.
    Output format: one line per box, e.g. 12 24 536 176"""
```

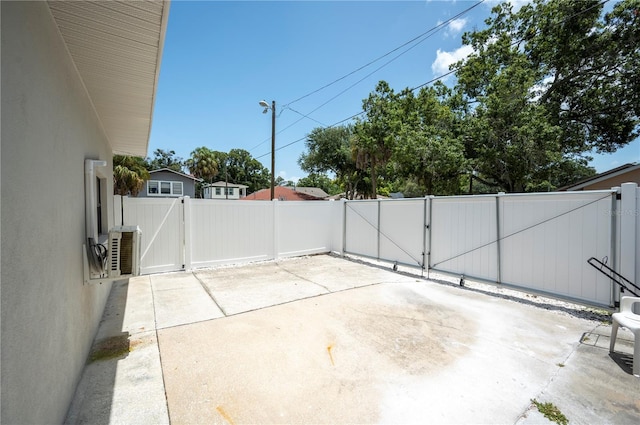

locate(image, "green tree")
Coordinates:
297 173 341 195
392 84 467 195
455 0 639 192
147 149 184 172
113 155 150 196
298 125 361 199
185 147 219 184
225 149 270 193
353 81 400 198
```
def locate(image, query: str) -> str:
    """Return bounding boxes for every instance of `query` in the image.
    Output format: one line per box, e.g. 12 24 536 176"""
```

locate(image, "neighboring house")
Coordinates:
1 2 169 424
559 163 640 191
292 186 329 198
141 168 202 198
242 186 326 201
203 181 248 199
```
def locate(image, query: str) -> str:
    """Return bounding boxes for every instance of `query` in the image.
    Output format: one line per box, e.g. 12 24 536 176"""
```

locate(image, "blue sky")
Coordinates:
148 0 640 182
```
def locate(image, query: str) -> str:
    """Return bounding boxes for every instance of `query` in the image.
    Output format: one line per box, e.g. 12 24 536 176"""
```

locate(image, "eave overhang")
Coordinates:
48 0 170 157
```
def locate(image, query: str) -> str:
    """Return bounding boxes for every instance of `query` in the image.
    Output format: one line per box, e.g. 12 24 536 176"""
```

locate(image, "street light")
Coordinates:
259 99 276 200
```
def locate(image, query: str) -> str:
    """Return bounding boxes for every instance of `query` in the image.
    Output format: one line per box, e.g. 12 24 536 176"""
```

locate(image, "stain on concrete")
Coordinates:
216 405 236 425
345 288 476 374
327 344 335 366
88 333 147 363
88 334 131 362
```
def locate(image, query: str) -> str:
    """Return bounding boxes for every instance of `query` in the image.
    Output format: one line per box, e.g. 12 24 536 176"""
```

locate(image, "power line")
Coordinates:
248 1 485 155
255 111 365 160
285 107 327 127
283 0 486 108
254 0 612 162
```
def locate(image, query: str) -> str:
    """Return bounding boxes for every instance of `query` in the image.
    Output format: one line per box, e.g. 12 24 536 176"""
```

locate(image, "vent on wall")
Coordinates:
108 226 141 278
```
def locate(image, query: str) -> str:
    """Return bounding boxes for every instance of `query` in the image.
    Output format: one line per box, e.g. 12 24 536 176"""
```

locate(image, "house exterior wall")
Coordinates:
575 169 640 191
1 2 114 423
140 170 197 198
204 185 245 200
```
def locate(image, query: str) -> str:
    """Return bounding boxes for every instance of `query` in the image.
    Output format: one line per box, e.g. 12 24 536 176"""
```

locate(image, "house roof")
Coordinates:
150 168 203 182
242 186 326 201
293 187 329 198
559 162 640 191
204 181 249 189
47 1 170 157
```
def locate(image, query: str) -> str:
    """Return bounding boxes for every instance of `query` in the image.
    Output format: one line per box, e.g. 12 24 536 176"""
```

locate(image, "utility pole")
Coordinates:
270 100 276 201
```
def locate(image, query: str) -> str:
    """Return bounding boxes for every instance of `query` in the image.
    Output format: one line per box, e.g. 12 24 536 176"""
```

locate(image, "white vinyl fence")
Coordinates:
114 196 342 275
115 182 639 308
342 183 639 308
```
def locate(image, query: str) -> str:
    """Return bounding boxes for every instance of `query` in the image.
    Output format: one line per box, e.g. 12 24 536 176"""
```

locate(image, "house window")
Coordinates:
215 188 221 196
225 187 234 196
148 180 183 197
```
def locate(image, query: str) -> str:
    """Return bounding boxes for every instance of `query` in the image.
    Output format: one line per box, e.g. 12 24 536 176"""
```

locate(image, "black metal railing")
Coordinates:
588 256 639 297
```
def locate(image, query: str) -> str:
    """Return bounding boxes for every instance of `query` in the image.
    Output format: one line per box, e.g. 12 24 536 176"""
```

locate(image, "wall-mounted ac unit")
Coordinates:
108 226 141 278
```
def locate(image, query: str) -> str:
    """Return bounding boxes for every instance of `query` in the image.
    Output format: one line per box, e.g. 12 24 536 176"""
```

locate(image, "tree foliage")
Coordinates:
296 173 341 196
454 0 635 192
391 84 467 195
353 81 399 197
225 149 270 193
185 147 219 184
113 155 150 196
299 125 362 199
147 149 184 172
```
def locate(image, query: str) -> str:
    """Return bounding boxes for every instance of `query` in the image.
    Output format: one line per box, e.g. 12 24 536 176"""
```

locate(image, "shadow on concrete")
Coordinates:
64 280 130 424
609 352 635 376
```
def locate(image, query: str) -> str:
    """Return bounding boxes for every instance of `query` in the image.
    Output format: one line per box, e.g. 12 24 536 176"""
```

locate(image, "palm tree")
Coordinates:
185 147 219 183
113 155 150 196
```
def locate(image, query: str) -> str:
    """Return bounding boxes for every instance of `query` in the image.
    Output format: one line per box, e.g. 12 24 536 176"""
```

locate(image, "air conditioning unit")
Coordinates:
108 226 141 278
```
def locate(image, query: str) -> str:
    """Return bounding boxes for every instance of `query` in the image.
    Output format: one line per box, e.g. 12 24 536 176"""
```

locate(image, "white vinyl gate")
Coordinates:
117 196 185 275
115 196 341 275
343 188 635 308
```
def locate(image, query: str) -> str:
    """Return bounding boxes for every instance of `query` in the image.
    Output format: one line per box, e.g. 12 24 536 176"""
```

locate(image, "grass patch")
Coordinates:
531 399 568 425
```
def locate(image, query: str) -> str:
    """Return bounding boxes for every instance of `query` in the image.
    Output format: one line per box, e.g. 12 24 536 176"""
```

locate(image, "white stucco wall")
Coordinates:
1 2 115 423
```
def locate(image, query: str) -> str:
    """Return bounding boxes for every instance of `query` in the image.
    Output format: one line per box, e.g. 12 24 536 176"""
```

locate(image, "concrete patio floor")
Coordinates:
65 254 640 424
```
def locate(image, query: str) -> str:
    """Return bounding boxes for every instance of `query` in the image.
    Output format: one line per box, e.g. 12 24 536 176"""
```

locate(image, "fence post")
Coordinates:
342 199 347 257
183 196 191 271
273 199 279 261
495 192 505 284
427 196 434 272
377 200 381 260
619 183 638 288
610 187 620 306
423 197 431 271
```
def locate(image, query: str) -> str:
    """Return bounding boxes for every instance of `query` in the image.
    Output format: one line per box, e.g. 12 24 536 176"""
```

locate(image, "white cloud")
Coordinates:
447 18 467 35
431 45 474 76
278 170 300 184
